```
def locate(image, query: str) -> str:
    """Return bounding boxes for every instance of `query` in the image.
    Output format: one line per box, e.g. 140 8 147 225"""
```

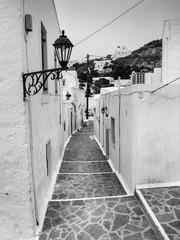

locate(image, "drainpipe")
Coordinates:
118 77 121 173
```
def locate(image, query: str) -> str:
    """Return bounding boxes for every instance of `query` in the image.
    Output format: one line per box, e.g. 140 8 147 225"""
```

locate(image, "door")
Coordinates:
106 129 109 157
71 111 73 134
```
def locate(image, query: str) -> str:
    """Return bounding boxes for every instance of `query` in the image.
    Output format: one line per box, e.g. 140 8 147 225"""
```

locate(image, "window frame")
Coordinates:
41 22 48 93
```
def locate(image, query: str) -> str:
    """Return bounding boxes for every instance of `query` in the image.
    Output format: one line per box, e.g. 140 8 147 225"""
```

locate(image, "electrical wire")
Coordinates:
151 76 180 93
116 76 180 97
91 75 180 97
74 0 144 47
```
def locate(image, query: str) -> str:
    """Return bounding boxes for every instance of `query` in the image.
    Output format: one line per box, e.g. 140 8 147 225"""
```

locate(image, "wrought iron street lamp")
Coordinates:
53 30 73 68
22 30 73 100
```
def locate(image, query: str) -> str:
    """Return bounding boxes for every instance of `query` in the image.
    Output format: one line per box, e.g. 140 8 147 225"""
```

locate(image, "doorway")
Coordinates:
106 129 110 157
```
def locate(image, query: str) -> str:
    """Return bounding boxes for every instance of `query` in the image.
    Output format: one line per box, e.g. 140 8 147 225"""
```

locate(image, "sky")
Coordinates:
54 0 180 62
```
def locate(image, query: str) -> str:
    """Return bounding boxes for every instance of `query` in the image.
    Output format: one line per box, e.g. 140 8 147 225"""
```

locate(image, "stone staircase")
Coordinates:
38 121 180 240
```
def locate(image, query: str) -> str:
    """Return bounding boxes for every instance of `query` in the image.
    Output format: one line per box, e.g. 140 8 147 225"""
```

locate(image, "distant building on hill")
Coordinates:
68 60 79 68
112 46 131 60
94 60 111 73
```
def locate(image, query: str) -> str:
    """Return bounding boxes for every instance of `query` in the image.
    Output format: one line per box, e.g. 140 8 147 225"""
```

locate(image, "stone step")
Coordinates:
135 186 180 240
39 195 159 240
59 161 112 174
52 173 127 200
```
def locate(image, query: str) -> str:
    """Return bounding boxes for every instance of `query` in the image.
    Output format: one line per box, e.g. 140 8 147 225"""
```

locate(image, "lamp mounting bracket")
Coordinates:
22 67 66 101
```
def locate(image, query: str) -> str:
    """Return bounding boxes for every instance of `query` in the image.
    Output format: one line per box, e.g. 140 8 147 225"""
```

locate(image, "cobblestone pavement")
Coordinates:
63 149 107 161
59 162 112 173
52 173 126 200
39 120 158 239
64 132 107 161
40 196 158 240
140 187 180 240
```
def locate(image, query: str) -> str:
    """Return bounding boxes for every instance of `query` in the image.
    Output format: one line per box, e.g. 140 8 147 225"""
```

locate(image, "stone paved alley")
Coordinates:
39 121 180 240
140 187 180 240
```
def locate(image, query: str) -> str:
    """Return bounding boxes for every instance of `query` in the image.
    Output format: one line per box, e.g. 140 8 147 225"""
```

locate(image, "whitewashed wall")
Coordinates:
62 70 79 99
72 88 85 130
62 70 85 133
0 0 63 239
133 85 180 186
95 84 180 193
0 0 34 239
23 0 63 234
122 84 180 191
62 101 71 142
162 19 180 84
94 19 180 193
93 95 101 141
145 68 162 84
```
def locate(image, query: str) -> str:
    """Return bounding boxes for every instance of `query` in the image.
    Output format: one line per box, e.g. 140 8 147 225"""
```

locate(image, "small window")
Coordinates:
46 140 51 176
111 117 115 145
55 78 58 94
41 23 48 93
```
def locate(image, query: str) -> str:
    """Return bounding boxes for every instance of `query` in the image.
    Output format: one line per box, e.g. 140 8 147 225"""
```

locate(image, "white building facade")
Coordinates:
162 19 180 84
94 60 111 73
0 1 84 239
62 70 85 138
112 46 131 60
94 19 180 193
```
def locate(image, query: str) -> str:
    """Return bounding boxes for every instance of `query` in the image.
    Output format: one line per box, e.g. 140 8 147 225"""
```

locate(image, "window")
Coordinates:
46 140 51 176
55 78 58 94
111 117 115 146
41 23 48 93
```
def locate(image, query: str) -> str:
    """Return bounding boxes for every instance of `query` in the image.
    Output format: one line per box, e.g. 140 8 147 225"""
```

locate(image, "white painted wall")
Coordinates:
0 1 34 239
134 85 180 186
94 18 180 194
72 88 85 130
62 70 85 134
62 70 79 99
0 0 64 239
112 46 131 60
162 19 180 84
95 84 180 193
145 68 162 84
93 95 101 141
23 0 63 234
114 79 131 87
63 101 72 141
85 96 95 115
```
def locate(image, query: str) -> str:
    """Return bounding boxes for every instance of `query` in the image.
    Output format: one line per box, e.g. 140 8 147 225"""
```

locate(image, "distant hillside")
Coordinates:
115 39 162 70
73 39 162 81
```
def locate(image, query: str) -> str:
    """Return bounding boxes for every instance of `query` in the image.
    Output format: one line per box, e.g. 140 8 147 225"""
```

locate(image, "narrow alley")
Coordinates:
2 1 180 240
39 120 158 240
